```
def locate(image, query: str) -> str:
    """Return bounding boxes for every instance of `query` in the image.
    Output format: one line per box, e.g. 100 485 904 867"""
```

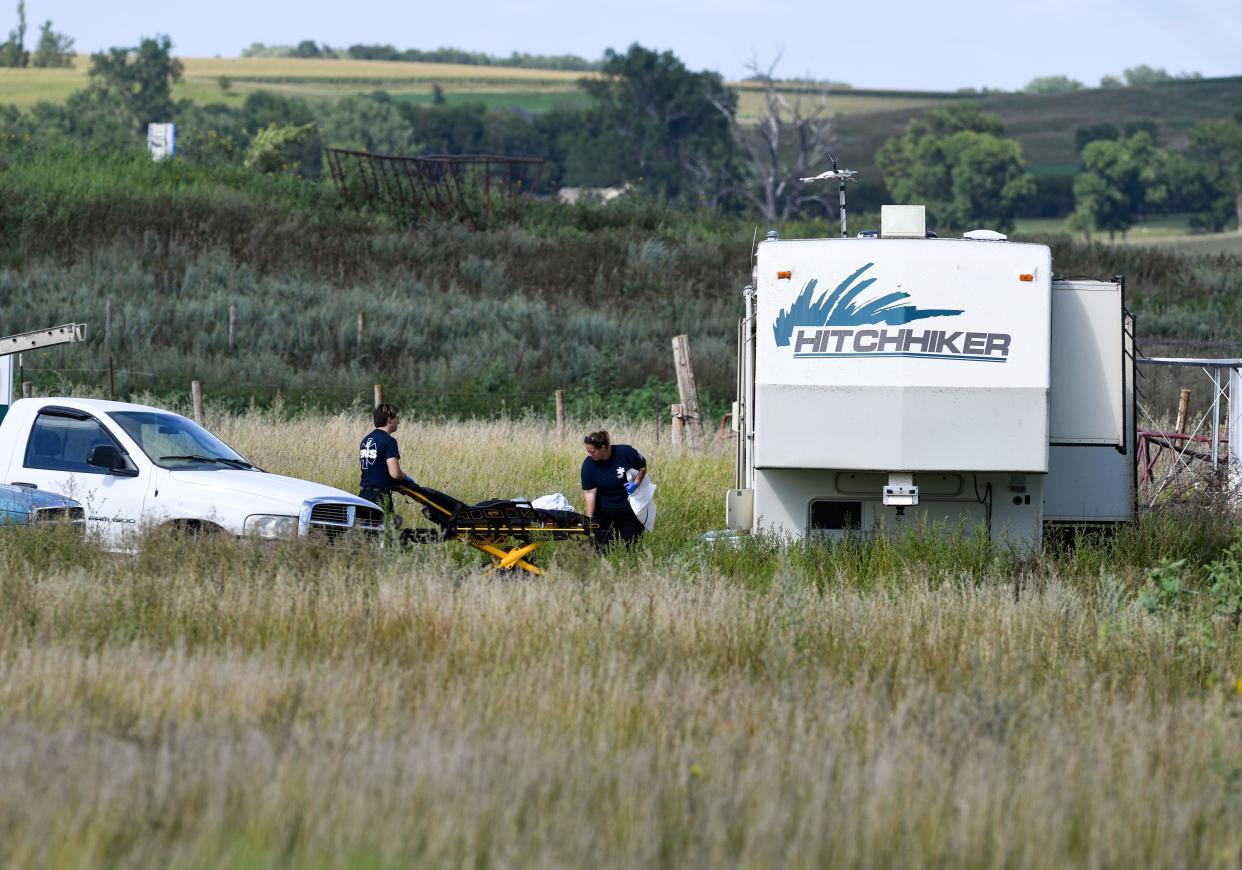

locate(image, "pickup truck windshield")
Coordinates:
108 411 255 471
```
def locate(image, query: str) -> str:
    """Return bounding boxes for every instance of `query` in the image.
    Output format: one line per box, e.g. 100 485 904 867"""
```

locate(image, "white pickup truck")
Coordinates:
0 397 383 547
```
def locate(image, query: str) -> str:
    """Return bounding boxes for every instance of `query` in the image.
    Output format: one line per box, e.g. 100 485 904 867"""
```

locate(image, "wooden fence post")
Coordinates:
357 309 366 347
107 355 115 399
670 403 685 448
671 335 704 449
228 303 237 351
191 380 205 427
555 389 565 442
1176 388 1191 434
374 383 384 408
104 298 111 353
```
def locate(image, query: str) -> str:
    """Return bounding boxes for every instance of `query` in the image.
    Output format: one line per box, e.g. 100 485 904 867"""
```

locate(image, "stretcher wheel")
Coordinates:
400 528 442 545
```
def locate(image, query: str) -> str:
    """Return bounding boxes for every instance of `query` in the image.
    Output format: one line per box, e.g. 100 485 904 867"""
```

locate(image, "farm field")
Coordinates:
0 55 592 109
3 410 1242 866
0 54 966 119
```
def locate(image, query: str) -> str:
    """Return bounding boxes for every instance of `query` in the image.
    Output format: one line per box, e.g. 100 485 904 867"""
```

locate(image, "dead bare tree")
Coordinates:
715 56 840 221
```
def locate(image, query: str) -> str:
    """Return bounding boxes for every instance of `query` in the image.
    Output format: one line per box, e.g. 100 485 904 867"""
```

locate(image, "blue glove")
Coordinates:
624 481 638 495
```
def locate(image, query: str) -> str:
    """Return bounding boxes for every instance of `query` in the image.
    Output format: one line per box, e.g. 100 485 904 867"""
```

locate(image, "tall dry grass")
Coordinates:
2 411 1242 868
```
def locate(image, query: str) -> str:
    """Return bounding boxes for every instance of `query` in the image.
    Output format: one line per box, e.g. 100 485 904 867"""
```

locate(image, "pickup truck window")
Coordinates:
24 413 125 475
108 411 254 471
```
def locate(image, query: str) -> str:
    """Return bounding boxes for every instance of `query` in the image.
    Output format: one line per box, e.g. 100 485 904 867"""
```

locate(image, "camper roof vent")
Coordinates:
880 205 926 239
964 229 1008 241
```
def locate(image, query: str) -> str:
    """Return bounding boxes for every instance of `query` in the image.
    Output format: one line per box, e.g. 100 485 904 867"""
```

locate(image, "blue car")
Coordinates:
0 482 85 528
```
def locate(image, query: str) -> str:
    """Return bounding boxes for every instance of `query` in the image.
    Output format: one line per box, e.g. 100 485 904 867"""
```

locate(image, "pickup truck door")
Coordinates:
12 406 149 545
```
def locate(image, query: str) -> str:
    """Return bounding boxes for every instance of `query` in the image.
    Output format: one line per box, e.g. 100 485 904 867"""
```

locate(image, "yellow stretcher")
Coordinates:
391 480 598 575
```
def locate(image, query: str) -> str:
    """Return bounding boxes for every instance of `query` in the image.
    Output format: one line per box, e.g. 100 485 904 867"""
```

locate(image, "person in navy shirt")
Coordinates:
358 403 411 513
580 429 647 548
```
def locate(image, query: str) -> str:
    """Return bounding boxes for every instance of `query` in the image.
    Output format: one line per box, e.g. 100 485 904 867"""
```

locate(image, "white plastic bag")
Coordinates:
626 468 657 531
532 492 574 512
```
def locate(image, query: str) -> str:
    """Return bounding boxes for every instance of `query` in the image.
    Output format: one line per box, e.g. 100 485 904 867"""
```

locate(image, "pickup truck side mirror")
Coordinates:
87 445 138 477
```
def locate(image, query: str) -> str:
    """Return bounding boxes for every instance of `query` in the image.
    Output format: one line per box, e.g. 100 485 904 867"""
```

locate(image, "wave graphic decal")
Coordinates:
773 263 964 347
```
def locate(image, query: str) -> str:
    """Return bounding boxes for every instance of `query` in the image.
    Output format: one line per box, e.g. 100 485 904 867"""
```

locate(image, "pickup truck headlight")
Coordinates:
244 514 299 539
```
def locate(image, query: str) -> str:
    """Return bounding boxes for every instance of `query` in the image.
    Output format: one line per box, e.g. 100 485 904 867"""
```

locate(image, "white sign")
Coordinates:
756 239 1052 390
147 123 175 161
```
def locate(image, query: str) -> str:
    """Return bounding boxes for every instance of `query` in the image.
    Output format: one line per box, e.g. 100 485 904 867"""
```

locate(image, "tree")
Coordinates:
1075 122 1120 153
244 122 317 171
315 94 415 155
876 104 1034 232
714 56 838 220
1163 151 1233 234
87 35 184 130
1099 74 1123 89
907 102 1004 137
1075 120 1159 153
292 40 321 58
1023 75 1083 95
1068 132 1168 240
1189 117 1242 233
240 92 322 175
947 134 1038 230
570 44 738 201
0 0 27 67
31 19 73 68
1123 65 1171 86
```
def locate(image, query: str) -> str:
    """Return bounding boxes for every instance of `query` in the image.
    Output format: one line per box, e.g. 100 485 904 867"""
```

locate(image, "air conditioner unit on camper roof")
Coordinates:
881 205 926 239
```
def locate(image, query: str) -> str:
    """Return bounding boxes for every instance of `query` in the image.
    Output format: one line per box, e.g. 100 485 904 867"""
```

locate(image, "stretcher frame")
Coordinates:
392 480 597 575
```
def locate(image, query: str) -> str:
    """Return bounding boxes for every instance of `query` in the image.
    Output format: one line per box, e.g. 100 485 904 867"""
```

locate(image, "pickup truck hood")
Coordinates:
0 483 79 511
167 469 366 511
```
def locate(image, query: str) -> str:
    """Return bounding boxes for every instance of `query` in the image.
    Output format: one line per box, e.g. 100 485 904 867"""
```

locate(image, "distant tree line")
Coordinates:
0 1 73 68
241 40 603 72
1023 65 1203 95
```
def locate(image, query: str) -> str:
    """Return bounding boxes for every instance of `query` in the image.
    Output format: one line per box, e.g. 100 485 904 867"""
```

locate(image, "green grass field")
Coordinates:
1013 213 1242 255
3 409 1242 867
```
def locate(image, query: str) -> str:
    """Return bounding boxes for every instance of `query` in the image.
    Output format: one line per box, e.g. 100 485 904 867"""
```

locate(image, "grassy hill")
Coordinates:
0 145 1237 416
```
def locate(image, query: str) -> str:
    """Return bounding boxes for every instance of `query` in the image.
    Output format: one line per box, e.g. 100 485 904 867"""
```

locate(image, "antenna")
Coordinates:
800 155 858 238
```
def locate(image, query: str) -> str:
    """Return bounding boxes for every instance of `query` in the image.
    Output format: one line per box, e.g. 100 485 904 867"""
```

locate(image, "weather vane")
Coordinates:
801 156 858 238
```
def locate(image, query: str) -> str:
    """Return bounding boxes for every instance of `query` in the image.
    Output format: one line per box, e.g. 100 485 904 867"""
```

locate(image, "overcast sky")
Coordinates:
27 0 1242 91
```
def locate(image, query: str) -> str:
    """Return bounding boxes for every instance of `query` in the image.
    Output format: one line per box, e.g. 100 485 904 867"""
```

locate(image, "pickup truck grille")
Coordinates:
306 501 384 541
310 503 350 525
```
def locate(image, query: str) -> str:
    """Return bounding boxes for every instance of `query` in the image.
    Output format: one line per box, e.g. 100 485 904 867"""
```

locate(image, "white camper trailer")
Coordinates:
727 205 1135 549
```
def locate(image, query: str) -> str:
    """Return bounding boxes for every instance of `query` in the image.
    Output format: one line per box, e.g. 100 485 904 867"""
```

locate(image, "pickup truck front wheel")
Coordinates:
162 519 227 541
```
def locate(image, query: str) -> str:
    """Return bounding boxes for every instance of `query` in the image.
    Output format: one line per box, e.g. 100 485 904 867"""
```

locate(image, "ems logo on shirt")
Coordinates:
360 438 378 468
615 466 625 479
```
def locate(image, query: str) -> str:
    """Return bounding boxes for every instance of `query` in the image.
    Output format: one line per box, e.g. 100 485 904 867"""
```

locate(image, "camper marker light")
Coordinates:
1019 273 1035 282
777 270 792 280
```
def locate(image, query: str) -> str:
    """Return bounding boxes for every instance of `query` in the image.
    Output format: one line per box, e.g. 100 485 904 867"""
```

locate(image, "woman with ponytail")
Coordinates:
580 429 647 548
